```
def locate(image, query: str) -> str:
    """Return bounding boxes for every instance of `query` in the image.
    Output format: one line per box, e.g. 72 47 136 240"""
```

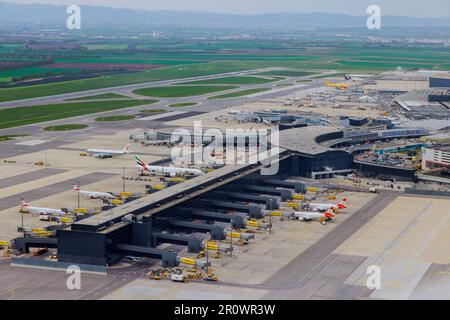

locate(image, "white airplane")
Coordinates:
309 198 348 212
293 210 335 225
73 184 117 200
20 198 67 216
86 143 131 158
135 156 205 177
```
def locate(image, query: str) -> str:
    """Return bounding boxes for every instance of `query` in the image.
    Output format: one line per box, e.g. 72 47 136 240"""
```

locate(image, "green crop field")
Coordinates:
0 66 81 79
134 85 238 98
1 42 449 104
179 76 280 85
0 100 155 129
208 88 271 99
67 93 130 101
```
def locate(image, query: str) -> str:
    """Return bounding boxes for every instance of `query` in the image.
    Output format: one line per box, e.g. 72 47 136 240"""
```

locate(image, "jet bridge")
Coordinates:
245 185 293 201
227 193 279 210
259 179 306 194
188 208 246 229
152 233 202 253
210 201 263 219
116 244 178 267
168 220 225 240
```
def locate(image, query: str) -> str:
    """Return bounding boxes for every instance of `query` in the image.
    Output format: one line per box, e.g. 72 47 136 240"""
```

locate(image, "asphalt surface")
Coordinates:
0 68 340 300
0 168 66 189
0 172 117 211
202 192 400 299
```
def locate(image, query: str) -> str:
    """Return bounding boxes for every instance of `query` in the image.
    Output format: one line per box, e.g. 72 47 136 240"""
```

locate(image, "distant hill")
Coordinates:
0 2 449 28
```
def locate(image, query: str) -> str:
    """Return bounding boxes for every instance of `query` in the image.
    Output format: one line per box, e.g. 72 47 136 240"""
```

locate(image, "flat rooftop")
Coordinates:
277 126 341 155
71 149 289 231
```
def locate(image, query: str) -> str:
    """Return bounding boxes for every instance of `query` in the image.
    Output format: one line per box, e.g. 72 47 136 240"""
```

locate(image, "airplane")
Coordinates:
20 198 67 216
72 184 117 200
86 143 131 158
293 210 335 225
135 156 205 177
309 198 348 212
325 81 349 90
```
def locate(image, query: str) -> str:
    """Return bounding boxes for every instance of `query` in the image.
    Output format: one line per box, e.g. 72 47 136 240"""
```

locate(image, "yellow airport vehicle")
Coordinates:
206 241 220 250
35 231 53 237
31 228 45 234
270 211 284 217
179 257 197 266
111 199 123 205
293 194 304 200
75 208 88 214
120 191 133 198
153 184 165 191
328 194 337 200
60 217 73 224
286 202 299 209
0 240 10 247
246 220 260 228
307 187 319 192
168 178 185 183
79 152 88 157
213 252 221 259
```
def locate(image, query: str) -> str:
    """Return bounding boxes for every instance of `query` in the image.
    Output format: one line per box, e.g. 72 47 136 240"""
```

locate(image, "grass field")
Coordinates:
0 66 80 79
0 62 255 103
67 93 130 101
169 102 198 108
0 134 27 141
208 88 271 99
1 43 449 104
44 124 89 131
134 85 238 98
95 115 136 122
0 100 155 129
178 76 280 85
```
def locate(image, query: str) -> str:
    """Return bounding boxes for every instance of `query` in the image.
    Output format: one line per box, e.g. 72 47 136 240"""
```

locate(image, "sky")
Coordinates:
4 0 450 18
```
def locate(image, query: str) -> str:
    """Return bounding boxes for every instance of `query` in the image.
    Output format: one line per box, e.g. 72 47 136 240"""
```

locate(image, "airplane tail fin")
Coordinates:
123 143 131 154
20 195 29 207
135 156 148 171
338 198 347 209
73 183 80 191
325 211 335 219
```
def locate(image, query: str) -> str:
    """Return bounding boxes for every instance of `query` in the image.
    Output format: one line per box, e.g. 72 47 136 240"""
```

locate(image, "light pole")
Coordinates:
229 228 233 258
122 167 126 192
76 180 80 209
324 166 333 198
269 198 273 235
205 232 210 274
